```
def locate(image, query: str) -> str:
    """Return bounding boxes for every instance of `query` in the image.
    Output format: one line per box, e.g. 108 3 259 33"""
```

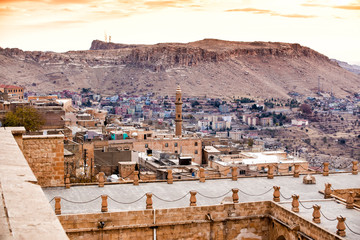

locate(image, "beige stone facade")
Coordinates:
22 134 65 187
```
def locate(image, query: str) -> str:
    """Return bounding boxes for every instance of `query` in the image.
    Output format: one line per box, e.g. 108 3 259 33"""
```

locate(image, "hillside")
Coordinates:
0 39 359 98
331 59 360 75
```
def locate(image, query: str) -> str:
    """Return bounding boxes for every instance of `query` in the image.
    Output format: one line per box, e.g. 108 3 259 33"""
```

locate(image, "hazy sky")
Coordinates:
0 0 359 64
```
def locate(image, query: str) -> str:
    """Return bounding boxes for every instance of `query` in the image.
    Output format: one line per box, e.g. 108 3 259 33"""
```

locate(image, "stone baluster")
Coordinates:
294 164 300 178
167 169 173 184
146 193 153 209
199 168 205 183
65 174 71 189
133 171 139 186
324 183 332 199
190 191 197 206
323 162 329 176
98 172 105 187
291 195 299 213
267 164 274 179
336 216 346 237
352 161 358 175
346 191 355 209
232 188 239 203
273 186 280 202
312 205 321 223
101 195 108 212
55 197 61 215
231 167 238 181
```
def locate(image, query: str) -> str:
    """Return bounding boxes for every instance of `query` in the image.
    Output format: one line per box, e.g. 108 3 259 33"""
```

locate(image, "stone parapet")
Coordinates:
57 201 342 240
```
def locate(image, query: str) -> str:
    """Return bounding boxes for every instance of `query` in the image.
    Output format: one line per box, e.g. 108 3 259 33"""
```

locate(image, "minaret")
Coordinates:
175 85 183 136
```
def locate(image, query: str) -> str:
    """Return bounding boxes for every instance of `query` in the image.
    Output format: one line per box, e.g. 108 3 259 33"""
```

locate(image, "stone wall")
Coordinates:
57 201 341 240
58 202 270 240
269 202 341 240
22 134 65 187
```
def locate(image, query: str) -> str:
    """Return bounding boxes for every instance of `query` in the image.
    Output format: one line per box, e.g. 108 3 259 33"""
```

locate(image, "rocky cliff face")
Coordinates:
0 39 358 98
91 39 332 72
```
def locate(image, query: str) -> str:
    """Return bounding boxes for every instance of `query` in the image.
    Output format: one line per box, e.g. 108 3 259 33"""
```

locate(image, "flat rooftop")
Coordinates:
44 172 360 239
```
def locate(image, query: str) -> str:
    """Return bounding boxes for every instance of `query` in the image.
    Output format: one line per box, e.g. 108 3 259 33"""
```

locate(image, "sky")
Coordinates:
0 0 359 64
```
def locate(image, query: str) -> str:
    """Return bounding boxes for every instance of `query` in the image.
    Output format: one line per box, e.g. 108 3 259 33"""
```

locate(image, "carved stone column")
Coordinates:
98 172 105 187
55 197 61 215
273 186 280 202
231 167 238 181
312 205 321 223
199 168 205 183
133 171 139 186
232 188 239 203
190 191 197 206
146 193 153 209
323 162 329 176
336 216 346 237
101 195 108 212
291 195 300 213
167 169 173 184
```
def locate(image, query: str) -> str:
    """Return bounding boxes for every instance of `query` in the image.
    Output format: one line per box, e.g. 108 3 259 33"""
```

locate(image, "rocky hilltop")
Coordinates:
331 59 360 75
0 39 359 98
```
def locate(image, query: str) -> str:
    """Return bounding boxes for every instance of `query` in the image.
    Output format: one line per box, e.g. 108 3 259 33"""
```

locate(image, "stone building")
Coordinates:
1 127 360 239
0 84 24 100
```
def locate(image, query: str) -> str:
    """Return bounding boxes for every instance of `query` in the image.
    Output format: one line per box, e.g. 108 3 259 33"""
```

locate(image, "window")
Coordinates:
145 144 148 148
288 166 292 172
165 143 168 147
175 151 178 154
195 142 198 146
240 170 246 175
195 150 198 154
174 142 178 147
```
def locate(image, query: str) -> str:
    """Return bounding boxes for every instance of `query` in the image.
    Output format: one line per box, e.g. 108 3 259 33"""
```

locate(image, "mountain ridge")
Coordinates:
0 39 359 98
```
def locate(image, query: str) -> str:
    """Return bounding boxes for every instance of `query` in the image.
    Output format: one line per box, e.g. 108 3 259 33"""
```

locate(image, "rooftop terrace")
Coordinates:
44 172 360 239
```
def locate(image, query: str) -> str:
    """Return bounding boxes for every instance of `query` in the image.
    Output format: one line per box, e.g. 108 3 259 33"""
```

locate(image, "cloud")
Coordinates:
144 0 197 9
301 2 360 11
25 20 87 29
300 3 326 8
225 8 316 18
0 6 17 16
0 0 95 4
225 8 271 14
333 4 360 10
274 13 315 18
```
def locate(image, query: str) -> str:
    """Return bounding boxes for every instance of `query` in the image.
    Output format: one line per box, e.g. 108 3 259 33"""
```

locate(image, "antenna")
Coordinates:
104 32 108 42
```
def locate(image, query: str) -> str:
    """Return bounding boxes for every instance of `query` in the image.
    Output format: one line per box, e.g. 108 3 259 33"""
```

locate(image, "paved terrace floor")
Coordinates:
44 172 360 239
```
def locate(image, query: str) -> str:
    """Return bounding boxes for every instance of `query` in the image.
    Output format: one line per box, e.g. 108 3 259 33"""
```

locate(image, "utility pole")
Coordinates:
84 149 87 177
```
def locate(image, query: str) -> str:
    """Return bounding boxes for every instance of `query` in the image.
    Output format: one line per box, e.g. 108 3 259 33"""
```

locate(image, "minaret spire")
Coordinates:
175 85 183 136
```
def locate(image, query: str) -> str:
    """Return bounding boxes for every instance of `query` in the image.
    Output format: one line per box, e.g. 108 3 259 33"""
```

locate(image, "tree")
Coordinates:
191 101 200 108
248 138 254 147
300 104 312 115
3 106 45 131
